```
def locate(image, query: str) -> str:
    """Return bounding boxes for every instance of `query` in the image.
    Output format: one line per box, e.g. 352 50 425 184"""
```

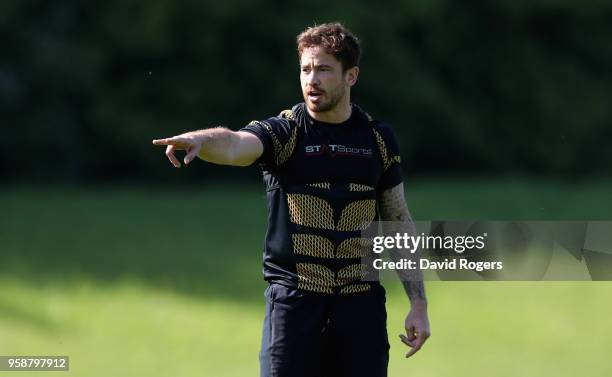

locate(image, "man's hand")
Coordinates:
152 133 202 168
399 304 431 358
152 128 263 168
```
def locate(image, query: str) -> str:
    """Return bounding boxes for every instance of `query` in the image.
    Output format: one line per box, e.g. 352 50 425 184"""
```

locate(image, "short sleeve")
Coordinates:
374 123 404 191
239 116 296 168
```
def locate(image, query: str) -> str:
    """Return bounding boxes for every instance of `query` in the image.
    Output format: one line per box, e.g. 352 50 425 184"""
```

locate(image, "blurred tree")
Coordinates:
1 0 610 181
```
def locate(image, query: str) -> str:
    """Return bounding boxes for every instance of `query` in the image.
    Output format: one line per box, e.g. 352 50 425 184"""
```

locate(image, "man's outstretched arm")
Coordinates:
378 182 431 358
152 127 263 168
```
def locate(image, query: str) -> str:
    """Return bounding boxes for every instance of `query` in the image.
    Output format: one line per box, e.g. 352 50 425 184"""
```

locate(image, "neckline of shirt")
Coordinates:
305 105 359 129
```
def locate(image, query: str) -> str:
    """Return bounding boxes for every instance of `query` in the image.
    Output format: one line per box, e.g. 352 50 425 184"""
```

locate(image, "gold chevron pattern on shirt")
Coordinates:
337 199 377 231
296 263 370 294
337 263 368 285
288 183 377 294
339 283 371 294
260 121 298 166
291 235 371 259
292 234 335 258
349 183 374 192
336 237 371 258
296 263 335 293
286 194 376 232
279 109 295 120
287 194 335 230
307 182 331 189
373 129 401 172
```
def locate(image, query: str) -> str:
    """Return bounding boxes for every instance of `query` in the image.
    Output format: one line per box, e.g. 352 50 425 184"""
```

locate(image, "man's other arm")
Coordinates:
152 127 263 168
378 182 431 358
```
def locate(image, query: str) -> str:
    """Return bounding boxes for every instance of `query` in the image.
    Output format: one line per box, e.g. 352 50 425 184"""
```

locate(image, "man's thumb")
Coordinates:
184 146 200 165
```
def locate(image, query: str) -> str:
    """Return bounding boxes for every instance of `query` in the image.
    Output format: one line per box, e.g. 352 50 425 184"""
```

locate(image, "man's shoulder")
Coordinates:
352 106 400 155
352 106 396 139
251 103 303 131
244 104 301 135
351 103 395 130
272 102 306 125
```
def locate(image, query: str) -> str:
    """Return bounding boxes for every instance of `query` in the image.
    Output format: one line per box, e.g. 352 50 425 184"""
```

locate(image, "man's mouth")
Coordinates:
307 89 324 101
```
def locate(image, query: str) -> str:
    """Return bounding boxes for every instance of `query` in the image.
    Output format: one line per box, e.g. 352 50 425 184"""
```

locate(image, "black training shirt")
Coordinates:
240 102 403 294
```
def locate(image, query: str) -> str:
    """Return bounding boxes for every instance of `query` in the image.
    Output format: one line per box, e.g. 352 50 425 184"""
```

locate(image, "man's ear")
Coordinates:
345 66 359 87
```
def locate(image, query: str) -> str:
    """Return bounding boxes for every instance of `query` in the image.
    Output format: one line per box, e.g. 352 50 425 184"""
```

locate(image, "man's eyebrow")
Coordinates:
300 64 334 69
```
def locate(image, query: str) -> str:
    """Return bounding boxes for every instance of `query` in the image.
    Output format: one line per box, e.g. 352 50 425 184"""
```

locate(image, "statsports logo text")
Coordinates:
305 144 372 157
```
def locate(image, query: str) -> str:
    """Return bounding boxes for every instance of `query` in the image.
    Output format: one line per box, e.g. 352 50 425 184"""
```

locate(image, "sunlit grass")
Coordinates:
0 179 610 376
1 278 610 377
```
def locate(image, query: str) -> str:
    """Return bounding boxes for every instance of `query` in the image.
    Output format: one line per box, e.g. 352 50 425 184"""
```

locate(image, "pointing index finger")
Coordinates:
152 138 174 146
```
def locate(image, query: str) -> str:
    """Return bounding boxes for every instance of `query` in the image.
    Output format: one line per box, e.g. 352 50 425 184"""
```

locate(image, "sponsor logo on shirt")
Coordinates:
305 144 373 158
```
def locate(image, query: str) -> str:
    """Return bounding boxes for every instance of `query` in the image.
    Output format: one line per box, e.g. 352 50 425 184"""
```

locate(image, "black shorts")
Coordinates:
259 282 390 377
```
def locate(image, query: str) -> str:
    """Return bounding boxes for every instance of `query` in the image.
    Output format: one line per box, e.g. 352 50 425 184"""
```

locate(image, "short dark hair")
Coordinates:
296 22 362 71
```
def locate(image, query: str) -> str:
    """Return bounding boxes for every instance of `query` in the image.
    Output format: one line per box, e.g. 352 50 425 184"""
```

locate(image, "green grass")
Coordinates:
0 179 611 377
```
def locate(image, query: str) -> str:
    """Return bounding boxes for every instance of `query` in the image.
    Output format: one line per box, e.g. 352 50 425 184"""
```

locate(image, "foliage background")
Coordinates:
2 0 611 181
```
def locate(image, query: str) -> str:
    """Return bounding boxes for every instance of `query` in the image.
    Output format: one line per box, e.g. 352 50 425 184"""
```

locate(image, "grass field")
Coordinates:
1 179 611 377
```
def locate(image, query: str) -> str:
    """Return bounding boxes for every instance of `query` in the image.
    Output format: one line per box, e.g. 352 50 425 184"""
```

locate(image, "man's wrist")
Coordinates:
409 299 428 311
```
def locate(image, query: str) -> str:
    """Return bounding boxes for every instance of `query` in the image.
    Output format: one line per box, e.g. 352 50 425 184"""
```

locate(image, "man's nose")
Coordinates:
306 70 320 86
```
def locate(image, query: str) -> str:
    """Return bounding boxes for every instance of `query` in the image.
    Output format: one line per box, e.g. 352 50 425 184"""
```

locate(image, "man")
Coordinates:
152 22 430 377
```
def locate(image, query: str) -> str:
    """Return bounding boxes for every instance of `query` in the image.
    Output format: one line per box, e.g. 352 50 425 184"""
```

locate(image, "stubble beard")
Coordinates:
305 84 345 113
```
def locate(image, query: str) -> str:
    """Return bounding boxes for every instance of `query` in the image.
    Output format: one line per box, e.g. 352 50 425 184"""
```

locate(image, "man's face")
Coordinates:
300 46 357 114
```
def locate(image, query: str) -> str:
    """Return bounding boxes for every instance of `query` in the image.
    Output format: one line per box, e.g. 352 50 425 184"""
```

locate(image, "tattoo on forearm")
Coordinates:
404 280 426 301
379 183 427 304
379 184 410 222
